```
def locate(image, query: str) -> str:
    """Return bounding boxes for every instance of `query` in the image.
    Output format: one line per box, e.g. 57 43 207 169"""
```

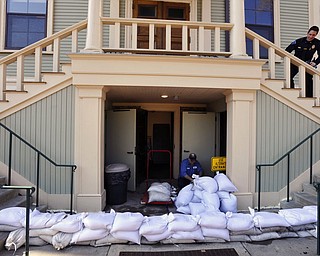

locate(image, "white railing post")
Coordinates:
132 23 138 49
214 27 221 52
72 29 78 53
84 0 102 52
284 56 291 88
0 64 7 101
268 47 276 79
314 73 320 106
299 65 306 97
35 47 42 82
149 24 155 50
198 26 205 52
53 38 61 72
166 24 171 50
182 25 188 51
114 22 120 48
252 38 259 59
16 55 25 91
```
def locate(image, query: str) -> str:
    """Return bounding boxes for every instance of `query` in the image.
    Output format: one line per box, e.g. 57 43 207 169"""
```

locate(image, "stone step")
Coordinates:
0 194 27 211
0 232 9 251
280 199 304 209
0 176 6 186
313 174 320 184
292 191 317 206
302 182 317 196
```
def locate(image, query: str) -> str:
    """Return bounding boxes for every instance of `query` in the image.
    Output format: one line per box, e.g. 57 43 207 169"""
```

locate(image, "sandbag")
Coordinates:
139 214 169 236
171 227 204 241
250 232 280 241
249 208 290 228
5 228 25 251
174 184 194 207
82 210 115 230
167 213 200 232
278 208 317 226
0 224 19 232
201 191 220 210
189 202 206 216
148 182 171 196
21 209 66 229
214 172 238 192
29 227 59 237
111 230 141 244
201 227 230 241
29 236 48 246
0 207 30 227
199 211 227 229
193 176 218 193
226 212 254 232
50 213 87 233
71 228 108 244
176 205 191 214
93 234 128 246
220 193 237 213
111 212 144 232
52 232 73 250
148 191 171 203
143 229 173 242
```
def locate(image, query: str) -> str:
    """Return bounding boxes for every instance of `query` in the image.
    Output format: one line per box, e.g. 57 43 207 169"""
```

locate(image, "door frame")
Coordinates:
125 0 198 50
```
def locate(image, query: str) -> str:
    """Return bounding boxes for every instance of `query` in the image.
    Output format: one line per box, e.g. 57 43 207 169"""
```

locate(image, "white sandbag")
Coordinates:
288 223 315 232
278 231 299 238
29 237 48 246
303 205 317 219
21 209 66 229
29 227 59 237
111 212 144 232
176 205 191 215
50 213 87 233
199 211 227 229
39 235 53 244
230 227 262 236
226 212 254 232
189 202 206 216
139 214 169 236
193 176 218 193
148 191 171 203
143 229 173 242
82 210 115 230
148 183 171 196
52 232 73 250
250 210 290 228
278 208 317 226
229 234 251 242
214 173 238 192
111 230 141 244
0 207 30 227
174 184 194 207
92 234 128 246
5 228 25 251
191 195 202 203
296 230 313 238
308 228 317 238
171 227 204 241
201 191 220 210
71 228 108 244
193 188 203 200
217 191 231 199
0 224 19 232
167 213 200 232
250 232 280 241
201 227 230 241
220 193 237 213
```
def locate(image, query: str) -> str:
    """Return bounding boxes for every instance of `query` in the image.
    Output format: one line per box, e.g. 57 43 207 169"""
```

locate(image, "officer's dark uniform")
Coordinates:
285 36 320 97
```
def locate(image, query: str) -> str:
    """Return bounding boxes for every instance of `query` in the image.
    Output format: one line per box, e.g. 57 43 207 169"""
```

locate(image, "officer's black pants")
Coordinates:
290 64 313 97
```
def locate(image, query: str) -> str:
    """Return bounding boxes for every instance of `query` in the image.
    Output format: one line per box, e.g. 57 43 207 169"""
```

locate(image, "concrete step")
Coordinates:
0 194 27 211
293 191 317 206
302 182 317 196
0 232 9 251
280 199 304 209
0 176 6 186
313 174 320 184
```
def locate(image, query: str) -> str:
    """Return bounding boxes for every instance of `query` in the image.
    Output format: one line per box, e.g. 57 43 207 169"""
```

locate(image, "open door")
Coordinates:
106 109 137 191
182 111 216 176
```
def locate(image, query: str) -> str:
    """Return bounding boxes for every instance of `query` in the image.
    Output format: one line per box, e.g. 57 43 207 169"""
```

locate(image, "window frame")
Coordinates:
0 0 54 52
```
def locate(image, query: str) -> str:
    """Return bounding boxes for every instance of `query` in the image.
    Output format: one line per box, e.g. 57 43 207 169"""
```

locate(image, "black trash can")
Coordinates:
105 163 131 205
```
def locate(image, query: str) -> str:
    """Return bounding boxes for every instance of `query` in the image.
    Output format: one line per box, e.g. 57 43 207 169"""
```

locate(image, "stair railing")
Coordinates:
245 28 320 104
256 127 320 211
0 122 77 214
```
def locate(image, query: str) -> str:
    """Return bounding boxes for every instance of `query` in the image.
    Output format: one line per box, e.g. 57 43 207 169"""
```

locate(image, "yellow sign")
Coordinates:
211 157 226 171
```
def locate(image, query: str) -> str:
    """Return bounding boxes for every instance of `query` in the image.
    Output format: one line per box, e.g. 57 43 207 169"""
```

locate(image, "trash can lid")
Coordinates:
106 163 130 173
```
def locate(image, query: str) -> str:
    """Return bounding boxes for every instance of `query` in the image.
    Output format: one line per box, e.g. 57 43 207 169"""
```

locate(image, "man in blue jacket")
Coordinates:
178 153 203 189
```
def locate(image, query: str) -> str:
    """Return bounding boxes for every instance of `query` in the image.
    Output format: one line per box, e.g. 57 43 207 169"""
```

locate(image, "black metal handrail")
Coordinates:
0 122 77 214
256 127 320 211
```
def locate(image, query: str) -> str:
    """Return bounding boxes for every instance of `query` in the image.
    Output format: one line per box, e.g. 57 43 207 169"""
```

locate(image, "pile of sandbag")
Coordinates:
147 182 176 203
175 173 238 214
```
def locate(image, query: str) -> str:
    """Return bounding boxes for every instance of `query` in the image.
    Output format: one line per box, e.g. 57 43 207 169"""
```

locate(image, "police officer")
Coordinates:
285 26 320 97
178 153 203 189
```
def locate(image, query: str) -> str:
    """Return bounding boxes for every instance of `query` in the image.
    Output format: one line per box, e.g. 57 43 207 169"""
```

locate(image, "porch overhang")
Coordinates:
69 53 266 91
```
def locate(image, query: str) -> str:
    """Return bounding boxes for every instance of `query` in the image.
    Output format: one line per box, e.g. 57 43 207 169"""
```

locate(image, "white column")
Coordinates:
229 0 248 58
225 89 256 210
309 0 320 34
83 0 103 52
74 86 107 212
202 0 211 51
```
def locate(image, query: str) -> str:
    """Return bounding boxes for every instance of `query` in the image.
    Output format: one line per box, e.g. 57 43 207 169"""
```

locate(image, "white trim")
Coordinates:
0 0 54 52
125 0 197 49
273 0 280 47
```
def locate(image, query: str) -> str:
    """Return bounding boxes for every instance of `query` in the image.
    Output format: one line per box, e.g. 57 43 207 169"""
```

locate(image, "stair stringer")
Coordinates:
0 64 73 119
261 79 320 125
0 161 72 211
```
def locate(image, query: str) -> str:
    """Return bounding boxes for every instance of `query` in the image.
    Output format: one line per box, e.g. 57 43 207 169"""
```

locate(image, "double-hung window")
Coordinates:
5 0 47 50
245 0 274 58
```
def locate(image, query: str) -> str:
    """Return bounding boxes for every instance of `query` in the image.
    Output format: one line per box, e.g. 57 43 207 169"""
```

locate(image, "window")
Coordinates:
5 0 47 50
245 0 274 58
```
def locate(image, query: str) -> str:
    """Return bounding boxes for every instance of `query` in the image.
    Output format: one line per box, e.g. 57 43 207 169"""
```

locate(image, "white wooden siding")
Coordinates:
211 0 226 51
256 91 320 192
0 86 75 194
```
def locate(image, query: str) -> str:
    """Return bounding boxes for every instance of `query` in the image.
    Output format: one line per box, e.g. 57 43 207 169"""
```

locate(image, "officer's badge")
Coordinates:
312 45 315 49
